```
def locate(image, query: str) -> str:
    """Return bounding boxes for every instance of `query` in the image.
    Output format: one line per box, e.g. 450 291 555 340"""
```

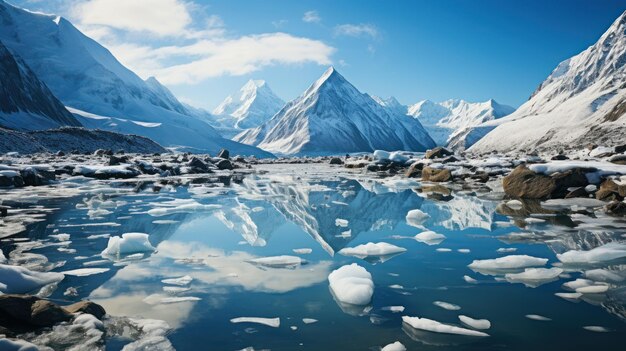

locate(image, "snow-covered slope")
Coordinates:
213 80 285 130
407 99 514 146
0 40 80 130
235 67 435 155
0 1 272 157
470 11 626 153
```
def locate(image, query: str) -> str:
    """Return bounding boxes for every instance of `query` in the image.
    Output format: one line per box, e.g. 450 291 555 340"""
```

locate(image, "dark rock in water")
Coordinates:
0 171 24 187
55 151 65 157
551 168 590 198
565 187 589 199
606 201 626 216
596 179 625 201
421 166 452 182
470 171 490 183
609 154 626 165
0 205 8 217
64 301 106 320
217 149 230 159
440 155 460 164
503 165 555 199
19 167 55 186
615 144 626 154
108 155 129 166
94 149 113 156
329 157 344 165
187 157 211 173
405 162 423 178
425 147 453 159
216 159 234 170
0 295 72 330
551 154 569 160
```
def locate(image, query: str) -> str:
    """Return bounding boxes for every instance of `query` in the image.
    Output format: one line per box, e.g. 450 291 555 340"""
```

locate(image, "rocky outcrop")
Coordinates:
503 165 590 199
424 147 453 159
421 166 452 182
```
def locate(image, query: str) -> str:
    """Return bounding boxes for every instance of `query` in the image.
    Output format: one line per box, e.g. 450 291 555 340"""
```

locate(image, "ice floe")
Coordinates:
328 263 374 306
302 318 318 324
402 316 489 337
468 255 548 273
433 301 461 311
414 231 446 245
230 317 280 328
247 255 303 268
557 242 626 264
338 242 406 260
381 341 406 351
406 209 430 228
61 268 110 276
382 306 405 313
525 314 551 321
292 248 313 254
0 264 64 294
161 275 193 286
583 326 611 332
101 233 156 257
458 315 491 330
504 267 563 287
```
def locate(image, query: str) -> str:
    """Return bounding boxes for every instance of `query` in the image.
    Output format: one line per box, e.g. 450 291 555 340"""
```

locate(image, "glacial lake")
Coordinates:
2 164 625 350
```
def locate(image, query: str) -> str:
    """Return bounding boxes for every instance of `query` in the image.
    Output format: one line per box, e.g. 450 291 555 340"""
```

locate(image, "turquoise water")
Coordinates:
2 168 625 350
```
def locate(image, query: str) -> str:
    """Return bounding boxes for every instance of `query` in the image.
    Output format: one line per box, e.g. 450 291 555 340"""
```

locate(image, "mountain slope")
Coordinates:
235 67 435 155
0 40 80 130
470 11 626 153
0 1 272 157
407 99 514 146
213 80 285 130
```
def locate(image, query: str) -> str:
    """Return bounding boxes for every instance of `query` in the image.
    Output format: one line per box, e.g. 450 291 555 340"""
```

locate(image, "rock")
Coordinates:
550 168 590 198
470 171 490 183
440 155 460 163
93 149 113 156
615 144 626 154
565 187 588 199
405 162 423 178
609 154 626 165
551 154 569 160
0 295 72 330
187 157 212 173
421 184 451 196
215 159 234 170
64 301 106 320
55 151 65 157
503 165 556 199
421 166 452 182
217 149 230 159
108 155 129 166
0 205 8 217
329 157 344 165
20 167 55 186
596 179 625 201
0 172 24 187
606 201 626 216
425 147 453 159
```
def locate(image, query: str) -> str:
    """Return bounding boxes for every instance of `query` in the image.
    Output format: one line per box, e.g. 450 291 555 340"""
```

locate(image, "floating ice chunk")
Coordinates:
338 242 406 259
328 263 374 306
247 255 302 268
463 275 478 284
458 315 491 330
382 306 405 313
161 275 193 286
335 218 349 227
50 233 70 241
505 200 523 210
433 301 461 311
290 326 298 330
293 248 313 255
504 268 563 287
122 318 174 351
436 248 452 252
575 285 609 294
562 278 594 291
496 248 517 253
468 255 548 272
414 231 446 245
389 284 404 289
402 316 489 337
0 264 64 294
525 314 551 321
406 209 430 228
163 286 190 293
583 269 625 283
87 234 110 240
381 341 406 351
583 326 610 332
61 268 110 276
555 292 582 301
458 249 470 253
556 242 626 264
302 318 318 324
230 317 280 328
147 199 221 217
101 233 155 257
0 338 40 351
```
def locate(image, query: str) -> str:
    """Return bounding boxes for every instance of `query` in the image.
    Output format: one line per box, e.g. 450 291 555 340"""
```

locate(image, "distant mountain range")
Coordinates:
470 10 626 153
235 67 436 155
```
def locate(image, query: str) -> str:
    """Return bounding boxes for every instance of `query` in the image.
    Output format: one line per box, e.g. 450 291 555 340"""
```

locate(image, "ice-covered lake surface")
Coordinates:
2 163 626 350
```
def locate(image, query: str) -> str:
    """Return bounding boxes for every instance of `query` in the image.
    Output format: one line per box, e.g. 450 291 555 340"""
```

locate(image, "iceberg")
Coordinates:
328 263 374 306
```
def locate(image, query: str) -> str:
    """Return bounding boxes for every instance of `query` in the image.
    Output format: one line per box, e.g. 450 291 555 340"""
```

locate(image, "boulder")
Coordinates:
606 201 626 216
108 155 129 166
550 168 590 198
425 147 453 159
329 157 344 165
187 157 212 173
405 162 423 178
217 149 230 159
64 301 106 320
0 171 24 187
215 159 234 170
551 154 569 160
565 187 588 199
609 154 626 165
421 166 452 182
20 167 55 186
0 295 72 330
503 165 556 199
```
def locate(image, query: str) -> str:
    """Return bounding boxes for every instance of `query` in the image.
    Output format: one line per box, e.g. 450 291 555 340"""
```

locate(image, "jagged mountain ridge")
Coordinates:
470 10 626 153
235 67 436 155
213 80 285 130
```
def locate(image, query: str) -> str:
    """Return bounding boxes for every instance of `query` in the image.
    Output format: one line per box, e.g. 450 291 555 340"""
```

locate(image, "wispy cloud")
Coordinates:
334 23 379 39
302 10 321 23
68 0 335 85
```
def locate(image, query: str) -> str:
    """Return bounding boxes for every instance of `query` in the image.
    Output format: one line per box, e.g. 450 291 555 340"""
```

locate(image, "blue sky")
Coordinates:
13 0 626 109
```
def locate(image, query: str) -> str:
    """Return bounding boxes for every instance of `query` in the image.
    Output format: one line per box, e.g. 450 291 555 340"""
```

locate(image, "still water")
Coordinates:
2 164 625 350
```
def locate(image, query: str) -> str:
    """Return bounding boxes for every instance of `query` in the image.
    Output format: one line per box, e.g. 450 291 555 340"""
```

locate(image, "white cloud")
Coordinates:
334 23 379 39
73 0 193 37
302 10 321 23
106 33 335 85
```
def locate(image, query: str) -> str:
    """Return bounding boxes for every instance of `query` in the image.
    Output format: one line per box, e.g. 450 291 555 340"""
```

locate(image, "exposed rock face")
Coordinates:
503 165 591 199
421 166 452 182
425 147 453 159
217 149 230 159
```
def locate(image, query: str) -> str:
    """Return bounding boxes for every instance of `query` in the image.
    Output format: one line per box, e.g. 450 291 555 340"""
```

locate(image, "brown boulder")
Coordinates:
0 295 72 329
421 166 452 182
405 162 423 178
503 165 555 199
606 201 626 216
424 147 453 159
64 301 106 320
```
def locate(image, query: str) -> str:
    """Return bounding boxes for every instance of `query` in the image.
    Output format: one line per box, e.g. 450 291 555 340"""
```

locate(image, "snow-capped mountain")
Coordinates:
235 67 435 155
213 80 285 130
0 40 80 130
470 10 626 153
0 1 272 157
407 99 514 146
